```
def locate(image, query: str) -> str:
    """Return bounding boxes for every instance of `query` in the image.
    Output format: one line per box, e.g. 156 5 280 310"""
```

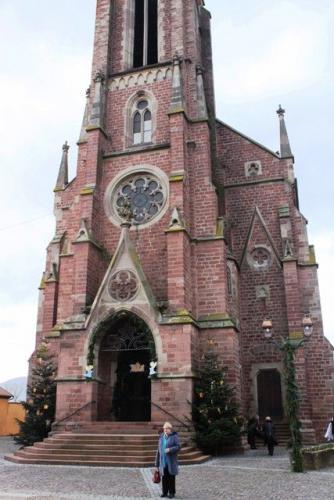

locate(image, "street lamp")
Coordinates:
262 314 313 473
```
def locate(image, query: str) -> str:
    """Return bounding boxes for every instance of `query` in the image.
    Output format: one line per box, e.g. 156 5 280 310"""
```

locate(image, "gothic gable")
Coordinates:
240 206 281 271
86 223 158 334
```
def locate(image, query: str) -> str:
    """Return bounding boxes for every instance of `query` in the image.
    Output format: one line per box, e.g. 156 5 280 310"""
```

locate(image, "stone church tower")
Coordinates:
34 0 333 442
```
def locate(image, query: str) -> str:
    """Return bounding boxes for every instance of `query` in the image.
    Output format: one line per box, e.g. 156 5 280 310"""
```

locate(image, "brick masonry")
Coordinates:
32 0 333 443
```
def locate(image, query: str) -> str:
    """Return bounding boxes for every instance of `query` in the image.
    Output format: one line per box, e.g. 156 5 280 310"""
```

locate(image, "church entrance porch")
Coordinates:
96 312 156 422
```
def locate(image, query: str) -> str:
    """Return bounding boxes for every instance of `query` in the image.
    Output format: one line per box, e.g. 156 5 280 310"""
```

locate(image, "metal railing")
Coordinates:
53 400 97 427
150 401 192 431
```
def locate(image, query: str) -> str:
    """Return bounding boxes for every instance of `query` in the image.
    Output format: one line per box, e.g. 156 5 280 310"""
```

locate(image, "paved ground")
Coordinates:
1 437 334 499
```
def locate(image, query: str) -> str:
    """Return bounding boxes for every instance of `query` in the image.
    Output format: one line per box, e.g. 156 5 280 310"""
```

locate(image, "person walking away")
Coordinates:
155 422 181 498
325 416 334 441
247 415 261 449
263 416 277 456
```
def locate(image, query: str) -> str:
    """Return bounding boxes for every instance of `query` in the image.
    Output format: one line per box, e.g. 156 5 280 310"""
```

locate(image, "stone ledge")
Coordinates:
160 311 237 330
224 177 285 189
103 142 170 158
302 443 334 470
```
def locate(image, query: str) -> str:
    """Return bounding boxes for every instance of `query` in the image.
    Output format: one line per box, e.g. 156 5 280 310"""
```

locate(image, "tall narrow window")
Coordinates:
133 0 158 68
132 100 152 145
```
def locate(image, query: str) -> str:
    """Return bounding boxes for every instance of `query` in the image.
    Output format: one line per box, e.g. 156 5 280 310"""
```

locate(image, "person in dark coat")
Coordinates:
247 415 261 449
263 416 277 456
155 422 181 499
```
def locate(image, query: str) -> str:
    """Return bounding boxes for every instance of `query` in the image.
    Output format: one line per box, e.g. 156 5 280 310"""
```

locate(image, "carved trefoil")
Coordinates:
108 270 139 302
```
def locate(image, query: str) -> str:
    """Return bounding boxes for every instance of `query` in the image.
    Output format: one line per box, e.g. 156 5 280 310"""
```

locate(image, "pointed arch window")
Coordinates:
133 100 152 145
133 0 158 68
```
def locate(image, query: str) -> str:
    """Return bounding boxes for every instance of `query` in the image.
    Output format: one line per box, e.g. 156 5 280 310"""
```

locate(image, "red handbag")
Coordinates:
153 470 161 484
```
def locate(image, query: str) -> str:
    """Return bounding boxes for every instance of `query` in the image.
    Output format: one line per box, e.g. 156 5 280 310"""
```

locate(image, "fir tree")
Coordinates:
192 350 241 455
15 341 57 446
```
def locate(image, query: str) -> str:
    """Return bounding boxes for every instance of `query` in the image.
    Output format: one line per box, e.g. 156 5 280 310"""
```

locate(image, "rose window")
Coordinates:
115 174 165 225
250 247 271 269
109 270 139 302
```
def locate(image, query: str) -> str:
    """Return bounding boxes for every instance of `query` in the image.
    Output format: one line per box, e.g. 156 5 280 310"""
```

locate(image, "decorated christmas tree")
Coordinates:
15 341 57 446
192 350 241 455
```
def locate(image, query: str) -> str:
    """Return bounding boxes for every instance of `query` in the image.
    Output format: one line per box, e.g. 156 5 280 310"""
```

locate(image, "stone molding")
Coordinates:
109 66 172 91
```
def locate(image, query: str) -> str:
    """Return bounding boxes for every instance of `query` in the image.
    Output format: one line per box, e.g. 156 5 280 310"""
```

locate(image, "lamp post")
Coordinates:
262 314 313 473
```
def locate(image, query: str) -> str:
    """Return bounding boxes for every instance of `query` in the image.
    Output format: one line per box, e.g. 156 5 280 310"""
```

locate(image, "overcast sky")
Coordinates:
0 0 333 382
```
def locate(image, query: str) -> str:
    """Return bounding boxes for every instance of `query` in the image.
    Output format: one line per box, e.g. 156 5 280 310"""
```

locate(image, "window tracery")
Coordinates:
104 165 168 229
115 173 164 224
133 100 152 145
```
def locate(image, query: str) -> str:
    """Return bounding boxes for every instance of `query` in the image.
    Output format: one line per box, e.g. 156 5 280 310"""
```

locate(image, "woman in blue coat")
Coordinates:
155 422 181 498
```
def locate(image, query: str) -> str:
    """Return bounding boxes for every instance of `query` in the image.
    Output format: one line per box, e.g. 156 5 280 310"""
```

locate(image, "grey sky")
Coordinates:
0 0 333 382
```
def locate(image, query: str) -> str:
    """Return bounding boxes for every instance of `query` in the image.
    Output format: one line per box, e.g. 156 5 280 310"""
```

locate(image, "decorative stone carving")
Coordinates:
108 270 139 302
45 263 58 282
248 247 272 270
256 285 270 299
109 66 172 91
169 207 184 229
245 161 262 177
75 219 91 243
283 238 294 259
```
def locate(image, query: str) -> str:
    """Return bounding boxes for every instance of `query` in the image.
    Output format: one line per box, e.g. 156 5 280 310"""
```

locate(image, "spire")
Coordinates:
78 87 91 144
277 105 293 159
54 142 69 191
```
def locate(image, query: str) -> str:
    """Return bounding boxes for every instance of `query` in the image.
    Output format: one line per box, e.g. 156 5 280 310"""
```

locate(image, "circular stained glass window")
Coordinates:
104 166 169 228
107 171 167 226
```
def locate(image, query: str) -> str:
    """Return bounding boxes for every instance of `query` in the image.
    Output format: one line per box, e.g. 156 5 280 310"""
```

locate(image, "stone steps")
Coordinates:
35 442 159 451
15 449 203 461
5 422 210 467
5 455 210 467
20 445 198 458
255 421 291 446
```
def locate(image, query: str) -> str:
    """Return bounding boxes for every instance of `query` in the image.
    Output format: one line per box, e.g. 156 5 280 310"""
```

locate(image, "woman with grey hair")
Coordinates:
155 422 181 498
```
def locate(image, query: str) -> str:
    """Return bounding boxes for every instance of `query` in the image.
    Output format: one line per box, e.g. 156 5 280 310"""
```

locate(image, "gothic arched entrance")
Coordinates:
257 369 284 420
96 312 156 422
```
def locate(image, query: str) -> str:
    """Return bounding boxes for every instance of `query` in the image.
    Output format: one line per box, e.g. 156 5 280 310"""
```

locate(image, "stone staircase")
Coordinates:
274 421 291 446
254 421 291 448
5 422 211 467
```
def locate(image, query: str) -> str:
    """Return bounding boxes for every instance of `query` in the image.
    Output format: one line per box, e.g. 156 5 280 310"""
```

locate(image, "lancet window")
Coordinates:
133 100 152 145
133 0 158 68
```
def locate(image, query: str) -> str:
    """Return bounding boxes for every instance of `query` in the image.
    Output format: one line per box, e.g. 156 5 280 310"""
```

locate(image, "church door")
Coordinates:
97 312 155 422
257 369 284 419
114 350 151 421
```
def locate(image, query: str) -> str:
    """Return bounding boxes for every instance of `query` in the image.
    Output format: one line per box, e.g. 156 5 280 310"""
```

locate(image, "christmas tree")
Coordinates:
192 350 241 455
15 341 57 446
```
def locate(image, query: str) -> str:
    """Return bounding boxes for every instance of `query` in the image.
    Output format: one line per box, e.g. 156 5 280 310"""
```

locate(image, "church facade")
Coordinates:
34 0 333 442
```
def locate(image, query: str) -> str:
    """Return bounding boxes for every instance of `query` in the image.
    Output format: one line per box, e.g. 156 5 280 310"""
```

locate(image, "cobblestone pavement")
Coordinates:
1 438 334 500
